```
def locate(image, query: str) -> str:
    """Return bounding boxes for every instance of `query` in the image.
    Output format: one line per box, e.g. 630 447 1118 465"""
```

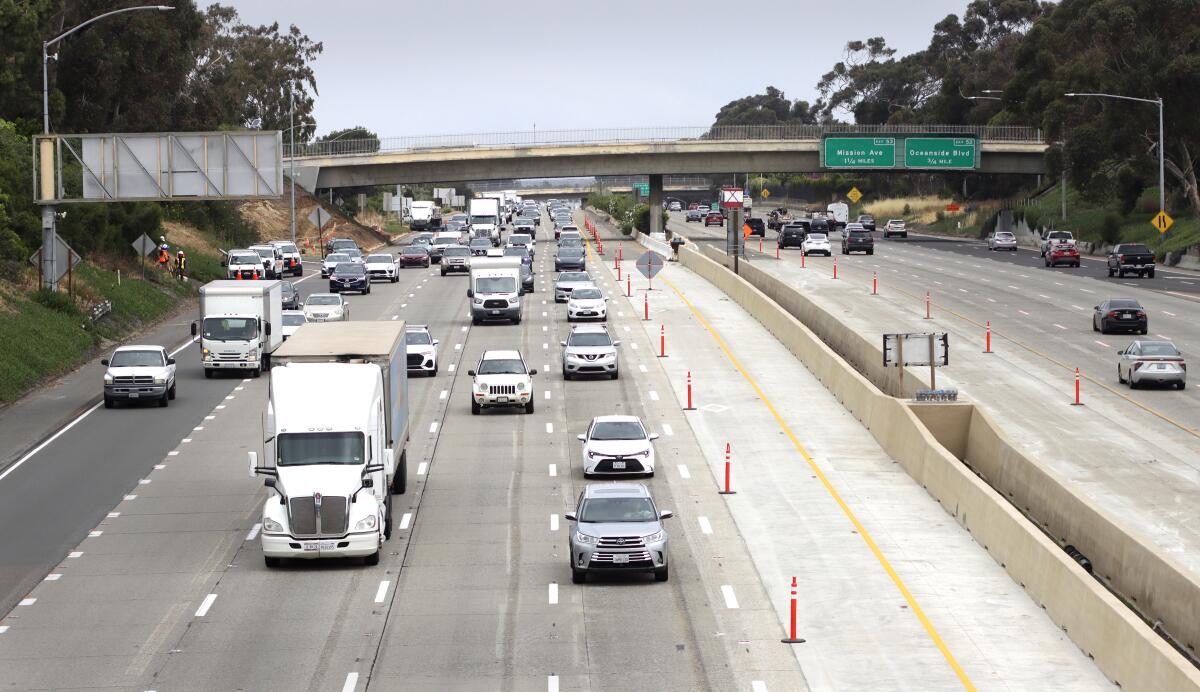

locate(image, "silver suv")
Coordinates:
566 483 672 583
561 324 619 380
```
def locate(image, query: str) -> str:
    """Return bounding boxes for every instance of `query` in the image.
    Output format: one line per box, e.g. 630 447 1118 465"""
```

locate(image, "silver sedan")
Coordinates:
1117 340 1187 390
988 231 1018 251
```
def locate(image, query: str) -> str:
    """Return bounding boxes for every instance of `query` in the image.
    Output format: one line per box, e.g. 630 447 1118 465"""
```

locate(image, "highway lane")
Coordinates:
0 213 804 690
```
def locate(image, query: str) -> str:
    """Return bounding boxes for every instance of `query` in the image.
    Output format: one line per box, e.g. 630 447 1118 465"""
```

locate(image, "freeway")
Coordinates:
0 205 1117 690
673 211 1200 579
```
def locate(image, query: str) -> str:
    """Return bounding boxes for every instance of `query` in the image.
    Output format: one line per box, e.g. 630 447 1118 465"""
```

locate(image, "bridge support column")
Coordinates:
648 174 663 237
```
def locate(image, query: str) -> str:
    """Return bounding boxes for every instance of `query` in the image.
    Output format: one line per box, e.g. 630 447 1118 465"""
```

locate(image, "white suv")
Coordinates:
562 324 619 379
468 350 537 415
405 325 439 376
883 219 907 239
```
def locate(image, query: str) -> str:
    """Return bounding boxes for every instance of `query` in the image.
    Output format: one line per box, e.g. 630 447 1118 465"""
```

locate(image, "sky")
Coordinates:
222 0 970 138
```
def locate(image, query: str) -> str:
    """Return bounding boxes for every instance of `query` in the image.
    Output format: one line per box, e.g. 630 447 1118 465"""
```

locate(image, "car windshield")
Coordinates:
201 317 258 341
231 253 260 265
476 276 516 293
445 247 470 256
335 263 364 275
432 237 455 246
471 239 491 247
1141 342 1180 356
591 421 645 440
281 283 295 295
109 349 165 367
277 431 364 466
367 255 393 263
402 247 428 256
306 295 341 306
559 272 590 282
252 248 274 258
1108 300 1142 310
1048 232 1072 240
504 248 527 256
277 243 298 253
807 233 827 241
281 313 306 326
325 253 348 264
478 358 525 375
569 332 613 347
1121 244 1150 253
558 248 584 257
405 331 432 345
996 233 1014 239
579 497 656 523
344 249 363 258
572 288 602 300
509 235 531 244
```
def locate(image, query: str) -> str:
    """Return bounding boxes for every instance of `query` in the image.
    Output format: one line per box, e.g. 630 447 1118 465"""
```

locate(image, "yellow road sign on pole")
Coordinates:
1151 210 1173 233
761 189 771 199
847 187 863 203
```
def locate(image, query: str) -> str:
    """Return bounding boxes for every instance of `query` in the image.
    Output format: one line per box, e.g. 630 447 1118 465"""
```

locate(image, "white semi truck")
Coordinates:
469 197 503 246
192 280 283 378
410 200 437 230
252 321 410 567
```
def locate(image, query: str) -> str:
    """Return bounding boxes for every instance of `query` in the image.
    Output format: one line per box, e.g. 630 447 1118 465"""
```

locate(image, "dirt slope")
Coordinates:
239 185 389 252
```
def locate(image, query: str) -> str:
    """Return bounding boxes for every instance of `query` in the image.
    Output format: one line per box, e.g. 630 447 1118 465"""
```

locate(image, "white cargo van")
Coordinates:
468 256 522 325
827 202 849 230
410 200 437 230
254 321 410 566
192 280 283 378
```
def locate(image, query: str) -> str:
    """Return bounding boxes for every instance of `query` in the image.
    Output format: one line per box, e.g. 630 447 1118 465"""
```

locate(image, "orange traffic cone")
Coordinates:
252 269 259 280
234 271 242 280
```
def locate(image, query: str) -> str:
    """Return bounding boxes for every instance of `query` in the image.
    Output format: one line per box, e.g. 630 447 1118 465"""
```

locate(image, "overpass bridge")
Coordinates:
286 124 1048 233
469 176 713 199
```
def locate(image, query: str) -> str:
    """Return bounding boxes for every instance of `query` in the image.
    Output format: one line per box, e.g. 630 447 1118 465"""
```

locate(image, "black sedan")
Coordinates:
856 214 876 232
329 263 369 294
1093 299 1148 335
555 247 587 272
399 245 431 268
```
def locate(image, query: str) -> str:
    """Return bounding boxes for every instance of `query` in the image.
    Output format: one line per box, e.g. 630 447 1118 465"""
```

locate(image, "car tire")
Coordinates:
384 493 393 540
204 369 214 379
1148 269 1155 278
168 384 176 400
252 367 261 378
610 370 618 380
1129 377 1139 390
1177 381 1187 390
104 396 113 409
431 366 438 377
1099 321 1108 334
441 268 447 276
471 401 481 415
1118 367 1126 384
1118 268 1125 278
867 250 874 255
654 563 669 582
393 450 407 494
1140 328 1148 335
572 567 586 584
264 556 283 568
525 400 535 414
158 393 168 408
363 550 380 567
562 368 570 381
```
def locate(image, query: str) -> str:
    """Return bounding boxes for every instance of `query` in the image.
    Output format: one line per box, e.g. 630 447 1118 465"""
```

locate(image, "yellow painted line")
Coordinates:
661 273 977 692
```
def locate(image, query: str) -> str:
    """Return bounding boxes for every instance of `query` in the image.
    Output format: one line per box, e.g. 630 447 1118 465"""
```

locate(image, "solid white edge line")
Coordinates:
0 401 102 483
195 593 218 617
698 516 713 534
720 584 739 609
398 512 412 530
548 582 558 605
374 580 390 604
341 672 359 692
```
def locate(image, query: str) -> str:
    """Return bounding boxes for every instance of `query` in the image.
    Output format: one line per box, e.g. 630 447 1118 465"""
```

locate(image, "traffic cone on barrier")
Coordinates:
235 272 242 280
252 269 259 280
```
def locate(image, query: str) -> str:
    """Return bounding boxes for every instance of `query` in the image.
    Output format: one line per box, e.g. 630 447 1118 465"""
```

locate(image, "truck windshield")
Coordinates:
202 317 258 341
470 216 496 225
277 432 364 466
109 350 165 367
476 277 516 293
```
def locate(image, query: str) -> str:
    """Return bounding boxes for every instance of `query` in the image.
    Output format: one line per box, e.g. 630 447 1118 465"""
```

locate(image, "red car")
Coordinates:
1045 243 1080 268
687 202 700 211
399 245 431 268
703 211 724 227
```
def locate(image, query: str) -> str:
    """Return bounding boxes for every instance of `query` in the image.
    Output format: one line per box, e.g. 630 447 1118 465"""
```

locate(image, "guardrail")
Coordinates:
285 124 1045 159
89 300 112 322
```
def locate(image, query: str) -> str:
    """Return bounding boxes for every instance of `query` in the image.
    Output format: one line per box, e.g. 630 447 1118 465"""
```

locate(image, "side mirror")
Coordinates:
264 322 272 336
560 340 567 347
100 358 109 366
167 357 176 365
467 288 474 298
648 433 659 441
564 512 577 522
576 434 586 442
248 451 258 479
659 510 673 520
1093 306 1099 311
528 369 538 375
612 340 621 347
264 477 276 488
467 369 476 377
433 340 440 346
190 322 198 337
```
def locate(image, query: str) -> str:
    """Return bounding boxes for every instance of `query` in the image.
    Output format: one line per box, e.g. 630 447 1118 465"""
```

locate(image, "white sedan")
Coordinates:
303 293 349 322
280 310 307 340
321 252 350 278
364 253 399 282
577 415 658 477
566 286 607 322
801 232 832 256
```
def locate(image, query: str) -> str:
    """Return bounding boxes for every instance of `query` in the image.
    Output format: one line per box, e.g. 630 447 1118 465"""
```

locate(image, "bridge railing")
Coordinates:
285 124 1045 159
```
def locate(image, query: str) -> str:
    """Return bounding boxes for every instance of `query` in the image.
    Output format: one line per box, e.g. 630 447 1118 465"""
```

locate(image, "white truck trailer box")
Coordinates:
192 280 283 378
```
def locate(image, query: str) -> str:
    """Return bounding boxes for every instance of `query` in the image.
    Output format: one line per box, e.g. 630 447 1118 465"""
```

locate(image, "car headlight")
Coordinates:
479 383 489 394
638 448 651 457
262 517 284 533
474 297 484 305
643 530 665 543
517 381 526 391
509 296 519 304
153 375 167 385
104 373 114 384
355 515 377 531
574 531 598 545
248 347 258 359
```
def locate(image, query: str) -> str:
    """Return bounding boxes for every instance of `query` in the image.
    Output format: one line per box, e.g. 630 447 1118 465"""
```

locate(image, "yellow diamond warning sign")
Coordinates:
761 189 770 199
847 187 863 203
1151 210 1173 233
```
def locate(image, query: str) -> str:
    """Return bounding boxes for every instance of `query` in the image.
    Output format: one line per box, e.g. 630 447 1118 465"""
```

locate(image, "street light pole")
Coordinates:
290 84 296 246
40 5 174 290
1065 92 1166 219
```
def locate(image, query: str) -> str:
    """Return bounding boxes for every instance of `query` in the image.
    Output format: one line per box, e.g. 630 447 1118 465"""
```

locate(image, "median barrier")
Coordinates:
612 218 1200 691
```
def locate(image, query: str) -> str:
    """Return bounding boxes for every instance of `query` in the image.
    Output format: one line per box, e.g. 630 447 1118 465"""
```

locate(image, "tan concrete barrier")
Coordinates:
614 221 1200 691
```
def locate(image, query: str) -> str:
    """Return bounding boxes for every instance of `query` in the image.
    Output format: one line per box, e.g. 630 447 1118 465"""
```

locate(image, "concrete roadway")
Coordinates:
0 213 805 691
673 212 1200 580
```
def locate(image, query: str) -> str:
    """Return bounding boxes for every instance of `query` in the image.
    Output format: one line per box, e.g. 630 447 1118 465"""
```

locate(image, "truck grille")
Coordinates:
489 384 516 396
483 299 509 309
590 551 653 565
288 495 349 536
112 375 155 385
597 535 646 549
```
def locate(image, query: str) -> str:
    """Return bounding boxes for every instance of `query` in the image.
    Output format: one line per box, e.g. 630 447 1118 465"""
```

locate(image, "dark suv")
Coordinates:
841 229 875 255
744 218 766 237
778 224 807 249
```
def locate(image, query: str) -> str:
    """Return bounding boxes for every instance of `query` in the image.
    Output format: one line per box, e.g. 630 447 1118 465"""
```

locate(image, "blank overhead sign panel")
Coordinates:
35 131 283 203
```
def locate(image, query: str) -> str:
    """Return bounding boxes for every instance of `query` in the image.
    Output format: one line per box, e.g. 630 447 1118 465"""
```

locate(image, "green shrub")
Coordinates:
33 288 80 315
902 203 912 216
1100 214 1122 245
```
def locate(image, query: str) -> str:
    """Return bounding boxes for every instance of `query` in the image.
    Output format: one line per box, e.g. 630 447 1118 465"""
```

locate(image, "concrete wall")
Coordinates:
608 216 1200 691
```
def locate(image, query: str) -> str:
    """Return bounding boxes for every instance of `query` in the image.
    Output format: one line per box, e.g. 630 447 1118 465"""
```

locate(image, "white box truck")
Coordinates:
468 256 523 324
253 321 410 567
469 197 503 246
827 202 849 230
191 280 283 378
410 200 437 230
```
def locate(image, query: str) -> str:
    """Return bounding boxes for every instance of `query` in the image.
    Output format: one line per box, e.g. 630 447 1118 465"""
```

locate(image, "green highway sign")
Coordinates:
905 137 978 169
823 137 896 169
632 182 649 195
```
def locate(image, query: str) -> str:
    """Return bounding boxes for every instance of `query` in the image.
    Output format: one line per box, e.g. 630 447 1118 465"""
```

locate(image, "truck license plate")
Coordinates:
496 396 509 403
612 461 626 470
613 554 630 564
128 393 139 399
302 541 337 552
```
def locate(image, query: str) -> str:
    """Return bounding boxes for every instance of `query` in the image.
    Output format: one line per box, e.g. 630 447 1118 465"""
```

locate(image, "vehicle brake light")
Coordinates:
1119 254 1126 262
1107 311 1120 318
1136 311 1146 318
1150 255 1156 263
1133 361 1144 371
